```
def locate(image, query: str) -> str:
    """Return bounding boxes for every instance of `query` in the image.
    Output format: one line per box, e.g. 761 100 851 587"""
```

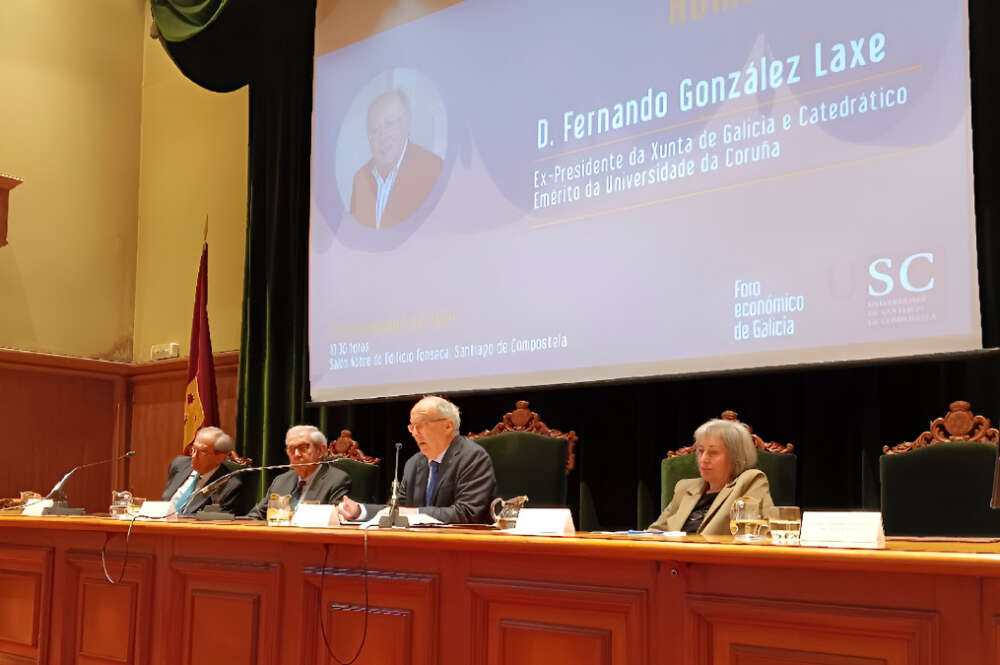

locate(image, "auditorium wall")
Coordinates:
0 1 248 363
0 1 144 360
131 6 248 362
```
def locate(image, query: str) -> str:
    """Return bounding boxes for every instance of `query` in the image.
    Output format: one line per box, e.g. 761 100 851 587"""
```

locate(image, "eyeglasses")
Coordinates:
407 418 447 432
285 443 316 455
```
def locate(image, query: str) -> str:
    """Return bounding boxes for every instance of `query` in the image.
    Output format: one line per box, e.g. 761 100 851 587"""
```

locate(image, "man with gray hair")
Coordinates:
338 395 496 524
163 426 244 516
246 425 352 520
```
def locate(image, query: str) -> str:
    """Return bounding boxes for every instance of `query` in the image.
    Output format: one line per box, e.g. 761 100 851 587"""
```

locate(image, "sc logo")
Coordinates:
868 252 934 297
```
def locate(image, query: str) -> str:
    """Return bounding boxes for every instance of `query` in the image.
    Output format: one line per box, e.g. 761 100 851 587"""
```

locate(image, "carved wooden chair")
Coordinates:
660 410 797 510
469 400 577 506
325 429 380 504
880 401 1000 537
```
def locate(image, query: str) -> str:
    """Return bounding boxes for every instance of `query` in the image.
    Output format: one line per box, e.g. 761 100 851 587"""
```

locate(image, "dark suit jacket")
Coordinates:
364 435 496 524
162 455 244 516
246 463 352 520
349 142 442 229
649 468 773 535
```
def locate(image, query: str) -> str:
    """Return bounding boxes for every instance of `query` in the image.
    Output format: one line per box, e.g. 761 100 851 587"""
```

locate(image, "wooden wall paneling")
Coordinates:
0 353 124 514
300 563 439 665
0 545 53 665
684 593 939 665
125 353 238 501
983 579 1000 665
168 556 280 665
467 578 648 665
63 550 154 665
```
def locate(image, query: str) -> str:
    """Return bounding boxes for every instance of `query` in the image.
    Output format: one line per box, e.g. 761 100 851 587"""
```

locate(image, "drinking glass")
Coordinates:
126 496 146 517
109 490 132 518
768 506 802 545
266 493 292 527
729 495 767 542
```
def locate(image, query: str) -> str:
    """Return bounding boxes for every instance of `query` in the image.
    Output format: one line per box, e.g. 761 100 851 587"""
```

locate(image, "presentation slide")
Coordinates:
309 0 980 403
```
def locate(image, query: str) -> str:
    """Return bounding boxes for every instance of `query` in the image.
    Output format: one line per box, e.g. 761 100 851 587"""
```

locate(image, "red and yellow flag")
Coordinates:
182 240 220 451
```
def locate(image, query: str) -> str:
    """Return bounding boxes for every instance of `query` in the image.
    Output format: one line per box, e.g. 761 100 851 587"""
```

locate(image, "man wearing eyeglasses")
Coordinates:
163 426 244 516
246 425 352 520
349 89 443 230
338 395 496 524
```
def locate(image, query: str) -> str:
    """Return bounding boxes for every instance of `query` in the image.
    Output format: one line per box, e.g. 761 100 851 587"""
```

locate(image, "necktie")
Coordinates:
174 472 199 512
292 480 306 508
425 461 440 505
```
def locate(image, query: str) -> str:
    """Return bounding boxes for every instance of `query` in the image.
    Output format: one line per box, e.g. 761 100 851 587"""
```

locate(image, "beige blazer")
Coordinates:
649 469 774 535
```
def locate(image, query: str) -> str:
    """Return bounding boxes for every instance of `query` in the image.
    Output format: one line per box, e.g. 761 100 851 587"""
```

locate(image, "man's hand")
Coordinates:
337 495 362 521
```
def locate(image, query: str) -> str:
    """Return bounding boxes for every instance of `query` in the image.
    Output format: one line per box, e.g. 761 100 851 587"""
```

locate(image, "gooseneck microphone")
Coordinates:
0 450 138 514
47 450 137 499
195 458 337 499
379 442 409 528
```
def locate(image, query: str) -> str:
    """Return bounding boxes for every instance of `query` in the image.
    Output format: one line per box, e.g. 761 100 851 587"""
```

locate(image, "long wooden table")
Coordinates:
1 515 998 665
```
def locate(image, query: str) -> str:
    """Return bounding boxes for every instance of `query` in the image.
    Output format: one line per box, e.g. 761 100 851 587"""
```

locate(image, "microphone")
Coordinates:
47 450 137 500
196 458 337 499
379 442 409 528
0 450 138 515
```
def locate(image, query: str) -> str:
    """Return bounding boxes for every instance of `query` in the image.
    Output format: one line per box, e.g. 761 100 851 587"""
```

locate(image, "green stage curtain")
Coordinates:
154 1 317 500
151 0 232 42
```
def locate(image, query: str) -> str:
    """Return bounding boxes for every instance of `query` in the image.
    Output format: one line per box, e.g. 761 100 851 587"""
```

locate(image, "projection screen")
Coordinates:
309 0 980 402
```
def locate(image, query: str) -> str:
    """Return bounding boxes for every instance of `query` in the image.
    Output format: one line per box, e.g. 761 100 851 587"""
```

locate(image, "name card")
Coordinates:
510 508 575 536
20 499 53 516
138 501 177 520
292 504 341 528
800 511 885 549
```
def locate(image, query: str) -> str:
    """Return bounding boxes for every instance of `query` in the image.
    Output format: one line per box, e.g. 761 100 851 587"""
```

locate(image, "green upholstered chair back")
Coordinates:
469 400 577 508
330 458 380 504
660 450 798 509
880 401 1000 537
660 411 797 510
326 429 381 504
475 432 569 506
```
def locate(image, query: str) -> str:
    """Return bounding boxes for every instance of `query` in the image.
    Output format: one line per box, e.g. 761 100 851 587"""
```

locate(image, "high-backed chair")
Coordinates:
469 400 577 506
660 411 797 510
880 401 1000 537
326 429 381 504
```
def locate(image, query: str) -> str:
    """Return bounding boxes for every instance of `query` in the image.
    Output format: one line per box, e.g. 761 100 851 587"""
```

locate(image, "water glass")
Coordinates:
109 490 132 518
729 495 767 542
126 496 146 517
266 493 292 527
768 506 802 545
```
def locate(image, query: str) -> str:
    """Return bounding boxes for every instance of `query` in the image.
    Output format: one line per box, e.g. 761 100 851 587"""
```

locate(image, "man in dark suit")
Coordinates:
349 89 443 230
162 426 243 516
338 396 496 524
246 425 352 520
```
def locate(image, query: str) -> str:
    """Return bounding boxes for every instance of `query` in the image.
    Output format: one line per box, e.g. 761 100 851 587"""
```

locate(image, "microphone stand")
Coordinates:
192 459 338 520
379 443 409 528
40 451 137 516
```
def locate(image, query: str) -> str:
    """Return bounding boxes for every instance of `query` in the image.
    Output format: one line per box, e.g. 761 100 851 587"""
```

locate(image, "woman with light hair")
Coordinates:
649 418 773 534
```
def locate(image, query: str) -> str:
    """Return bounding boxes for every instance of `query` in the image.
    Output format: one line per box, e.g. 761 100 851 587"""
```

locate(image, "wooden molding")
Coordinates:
469 400 578 474
884 400 1000 454
685 592 938 665
0 545 53 665
467 577 647 665
63 550 154 665
0 173 22 248
301 565 439 665
668 410 795 457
